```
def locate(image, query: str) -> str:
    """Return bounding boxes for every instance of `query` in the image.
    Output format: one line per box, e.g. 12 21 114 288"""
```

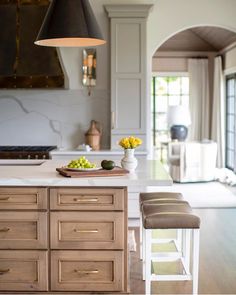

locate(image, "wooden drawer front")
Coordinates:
50 188 125 211
0 250 48 291
0 187 47 210
0 212 48 249
51 211 124 249
51 250 123 292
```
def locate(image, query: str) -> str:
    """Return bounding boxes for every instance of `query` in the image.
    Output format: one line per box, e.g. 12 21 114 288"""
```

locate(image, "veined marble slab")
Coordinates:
0 159 172 187
0 89 110 149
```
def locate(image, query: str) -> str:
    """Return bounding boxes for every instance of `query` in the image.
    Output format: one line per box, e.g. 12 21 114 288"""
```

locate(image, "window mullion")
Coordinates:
234 75 236 172
153 77 156 147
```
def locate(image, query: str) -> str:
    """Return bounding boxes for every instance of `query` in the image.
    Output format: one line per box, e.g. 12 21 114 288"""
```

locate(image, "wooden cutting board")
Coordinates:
56 166 129 178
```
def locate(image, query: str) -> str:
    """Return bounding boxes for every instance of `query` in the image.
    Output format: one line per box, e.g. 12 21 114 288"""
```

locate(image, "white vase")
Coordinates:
121 148 138 172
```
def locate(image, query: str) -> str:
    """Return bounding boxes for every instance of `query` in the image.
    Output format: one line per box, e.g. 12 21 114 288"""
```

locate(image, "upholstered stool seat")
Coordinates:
142 202 200 229
140 192 183 205
141 195 201 295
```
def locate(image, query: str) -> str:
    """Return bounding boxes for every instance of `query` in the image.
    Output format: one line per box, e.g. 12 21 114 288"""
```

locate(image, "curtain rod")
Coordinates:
153 56 209 59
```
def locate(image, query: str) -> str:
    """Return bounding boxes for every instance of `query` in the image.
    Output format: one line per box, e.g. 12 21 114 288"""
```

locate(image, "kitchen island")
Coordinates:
0 159 171 187
0 159 172 293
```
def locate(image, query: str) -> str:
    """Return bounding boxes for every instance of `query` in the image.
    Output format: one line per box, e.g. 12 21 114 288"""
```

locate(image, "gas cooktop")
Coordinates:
0 146 57 159
0 146 57 152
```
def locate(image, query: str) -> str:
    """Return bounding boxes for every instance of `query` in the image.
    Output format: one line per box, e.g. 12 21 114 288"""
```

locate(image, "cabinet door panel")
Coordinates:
50 187 125 211
51 250 124 292
110 18 147 148
50 211 124 249
0 250 48 291
0 187 47 210
0 212 48 249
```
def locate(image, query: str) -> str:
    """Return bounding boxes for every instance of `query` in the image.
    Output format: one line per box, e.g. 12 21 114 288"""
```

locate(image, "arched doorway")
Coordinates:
145 0 236 157
149 25 236 164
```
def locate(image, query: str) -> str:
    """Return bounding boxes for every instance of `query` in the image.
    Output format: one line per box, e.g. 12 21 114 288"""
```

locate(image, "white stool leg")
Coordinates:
140 210 143 260
176 229 182 252
142 226 146 280
145 229 152 295
192 229 200 295
182 229 186 273
183 229 191 274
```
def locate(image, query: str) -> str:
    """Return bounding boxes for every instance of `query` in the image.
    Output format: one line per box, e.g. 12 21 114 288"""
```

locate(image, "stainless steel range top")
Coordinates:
0 146 57 159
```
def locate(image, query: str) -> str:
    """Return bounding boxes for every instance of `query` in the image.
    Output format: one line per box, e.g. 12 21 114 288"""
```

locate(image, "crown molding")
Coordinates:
104 4 153 18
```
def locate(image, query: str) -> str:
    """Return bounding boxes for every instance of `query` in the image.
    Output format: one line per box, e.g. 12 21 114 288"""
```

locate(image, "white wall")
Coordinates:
1 0 236 149
224 46 236 73
152 57 188 72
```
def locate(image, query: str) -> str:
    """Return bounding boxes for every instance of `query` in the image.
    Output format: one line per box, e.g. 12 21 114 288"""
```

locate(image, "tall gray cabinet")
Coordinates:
105 5 153 150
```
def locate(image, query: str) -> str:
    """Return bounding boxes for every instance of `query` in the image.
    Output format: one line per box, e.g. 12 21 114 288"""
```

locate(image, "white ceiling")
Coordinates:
156 26 236 52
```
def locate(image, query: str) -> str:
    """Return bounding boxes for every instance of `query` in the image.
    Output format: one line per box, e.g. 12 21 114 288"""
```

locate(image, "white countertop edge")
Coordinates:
50 149 148 155
0 178 172 187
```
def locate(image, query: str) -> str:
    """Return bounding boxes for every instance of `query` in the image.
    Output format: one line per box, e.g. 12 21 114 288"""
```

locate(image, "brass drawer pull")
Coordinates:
0 228 10 232
74 269 98 274
73 198 98 203
73 229 98 233
0 197 10 201
0 269 10 274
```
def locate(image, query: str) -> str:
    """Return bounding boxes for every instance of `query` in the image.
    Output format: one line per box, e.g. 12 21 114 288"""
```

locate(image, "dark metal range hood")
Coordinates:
0 0 64 88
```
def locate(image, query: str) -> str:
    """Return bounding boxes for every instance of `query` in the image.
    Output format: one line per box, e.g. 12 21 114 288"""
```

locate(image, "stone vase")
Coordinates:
121 148 138 172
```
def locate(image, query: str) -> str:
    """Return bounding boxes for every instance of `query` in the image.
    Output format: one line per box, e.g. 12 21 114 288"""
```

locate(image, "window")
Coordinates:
151 75 189 160
226 74 236 171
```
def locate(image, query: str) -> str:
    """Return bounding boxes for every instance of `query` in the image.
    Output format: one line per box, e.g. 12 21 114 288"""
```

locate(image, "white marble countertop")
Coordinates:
0 159 172 187
50 149 148 155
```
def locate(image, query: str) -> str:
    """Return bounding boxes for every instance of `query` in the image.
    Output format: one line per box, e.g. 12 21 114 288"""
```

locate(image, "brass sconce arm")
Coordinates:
82 48 96 96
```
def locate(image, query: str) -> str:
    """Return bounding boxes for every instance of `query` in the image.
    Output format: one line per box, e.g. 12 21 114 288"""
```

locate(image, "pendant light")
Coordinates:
35 0 106 47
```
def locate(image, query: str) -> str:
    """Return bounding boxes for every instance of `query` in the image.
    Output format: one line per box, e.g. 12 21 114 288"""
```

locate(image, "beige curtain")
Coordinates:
211 56 225 168
188 59 210 141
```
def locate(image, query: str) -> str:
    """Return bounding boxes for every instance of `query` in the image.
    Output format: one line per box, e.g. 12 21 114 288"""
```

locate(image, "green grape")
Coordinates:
67 156 97 169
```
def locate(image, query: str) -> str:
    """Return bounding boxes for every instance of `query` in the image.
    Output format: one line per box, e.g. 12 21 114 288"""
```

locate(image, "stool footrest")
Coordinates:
151 274 192 281
152 252 183 261
151 238 177 244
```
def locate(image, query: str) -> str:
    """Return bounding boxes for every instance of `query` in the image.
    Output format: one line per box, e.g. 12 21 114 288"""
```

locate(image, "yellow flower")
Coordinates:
118 136 142 149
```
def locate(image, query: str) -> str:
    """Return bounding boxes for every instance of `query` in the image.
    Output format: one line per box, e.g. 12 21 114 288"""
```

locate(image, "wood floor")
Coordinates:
130 208 236 294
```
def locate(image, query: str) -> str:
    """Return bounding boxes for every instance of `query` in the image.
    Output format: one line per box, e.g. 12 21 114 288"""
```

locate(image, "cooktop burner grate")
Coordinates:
0 146 57 159
0 146 57 152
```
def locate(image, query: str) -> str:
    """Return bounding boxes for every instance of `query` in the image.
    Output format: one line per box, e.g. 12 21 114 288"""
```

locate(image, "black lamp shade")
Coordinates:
35 0 106 47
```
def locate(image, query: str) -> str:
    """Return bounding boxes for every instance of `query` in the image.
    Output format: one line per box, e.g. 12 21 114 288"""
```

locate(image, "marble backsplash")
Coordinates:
0 89 110 149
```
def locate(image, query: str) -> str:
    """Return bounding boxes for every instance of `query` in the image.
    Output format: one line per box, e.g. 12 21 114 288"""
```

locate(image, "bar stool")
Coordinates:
139 192 184 260
142 202 200 295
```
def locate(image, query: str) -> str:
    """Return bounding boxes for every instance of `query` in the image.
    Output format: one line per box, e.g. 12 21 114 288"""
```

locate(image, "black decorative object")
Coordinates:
35 0 106 47
170 125 188 141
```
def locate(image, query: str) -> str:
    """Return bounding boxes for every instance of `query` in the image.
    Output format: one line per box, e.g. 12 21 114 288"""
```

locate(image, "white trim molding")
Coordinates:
104 4 153 18
224 66 236 76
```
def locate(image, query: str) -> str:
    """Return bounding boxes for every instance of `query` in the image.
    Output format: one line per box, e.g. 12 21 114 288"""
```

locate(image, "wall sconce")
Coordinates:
82 48 96 96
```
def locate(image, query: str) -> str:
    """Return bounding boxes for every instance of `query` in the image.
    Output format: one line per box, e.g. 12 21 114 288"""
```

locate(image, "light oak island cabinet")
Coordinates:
0 186 128 293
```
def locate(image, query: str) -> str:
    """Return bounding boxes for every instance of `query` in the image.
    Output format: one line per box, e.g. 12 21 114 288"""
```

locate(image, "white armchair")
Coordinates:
168 141 217 182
